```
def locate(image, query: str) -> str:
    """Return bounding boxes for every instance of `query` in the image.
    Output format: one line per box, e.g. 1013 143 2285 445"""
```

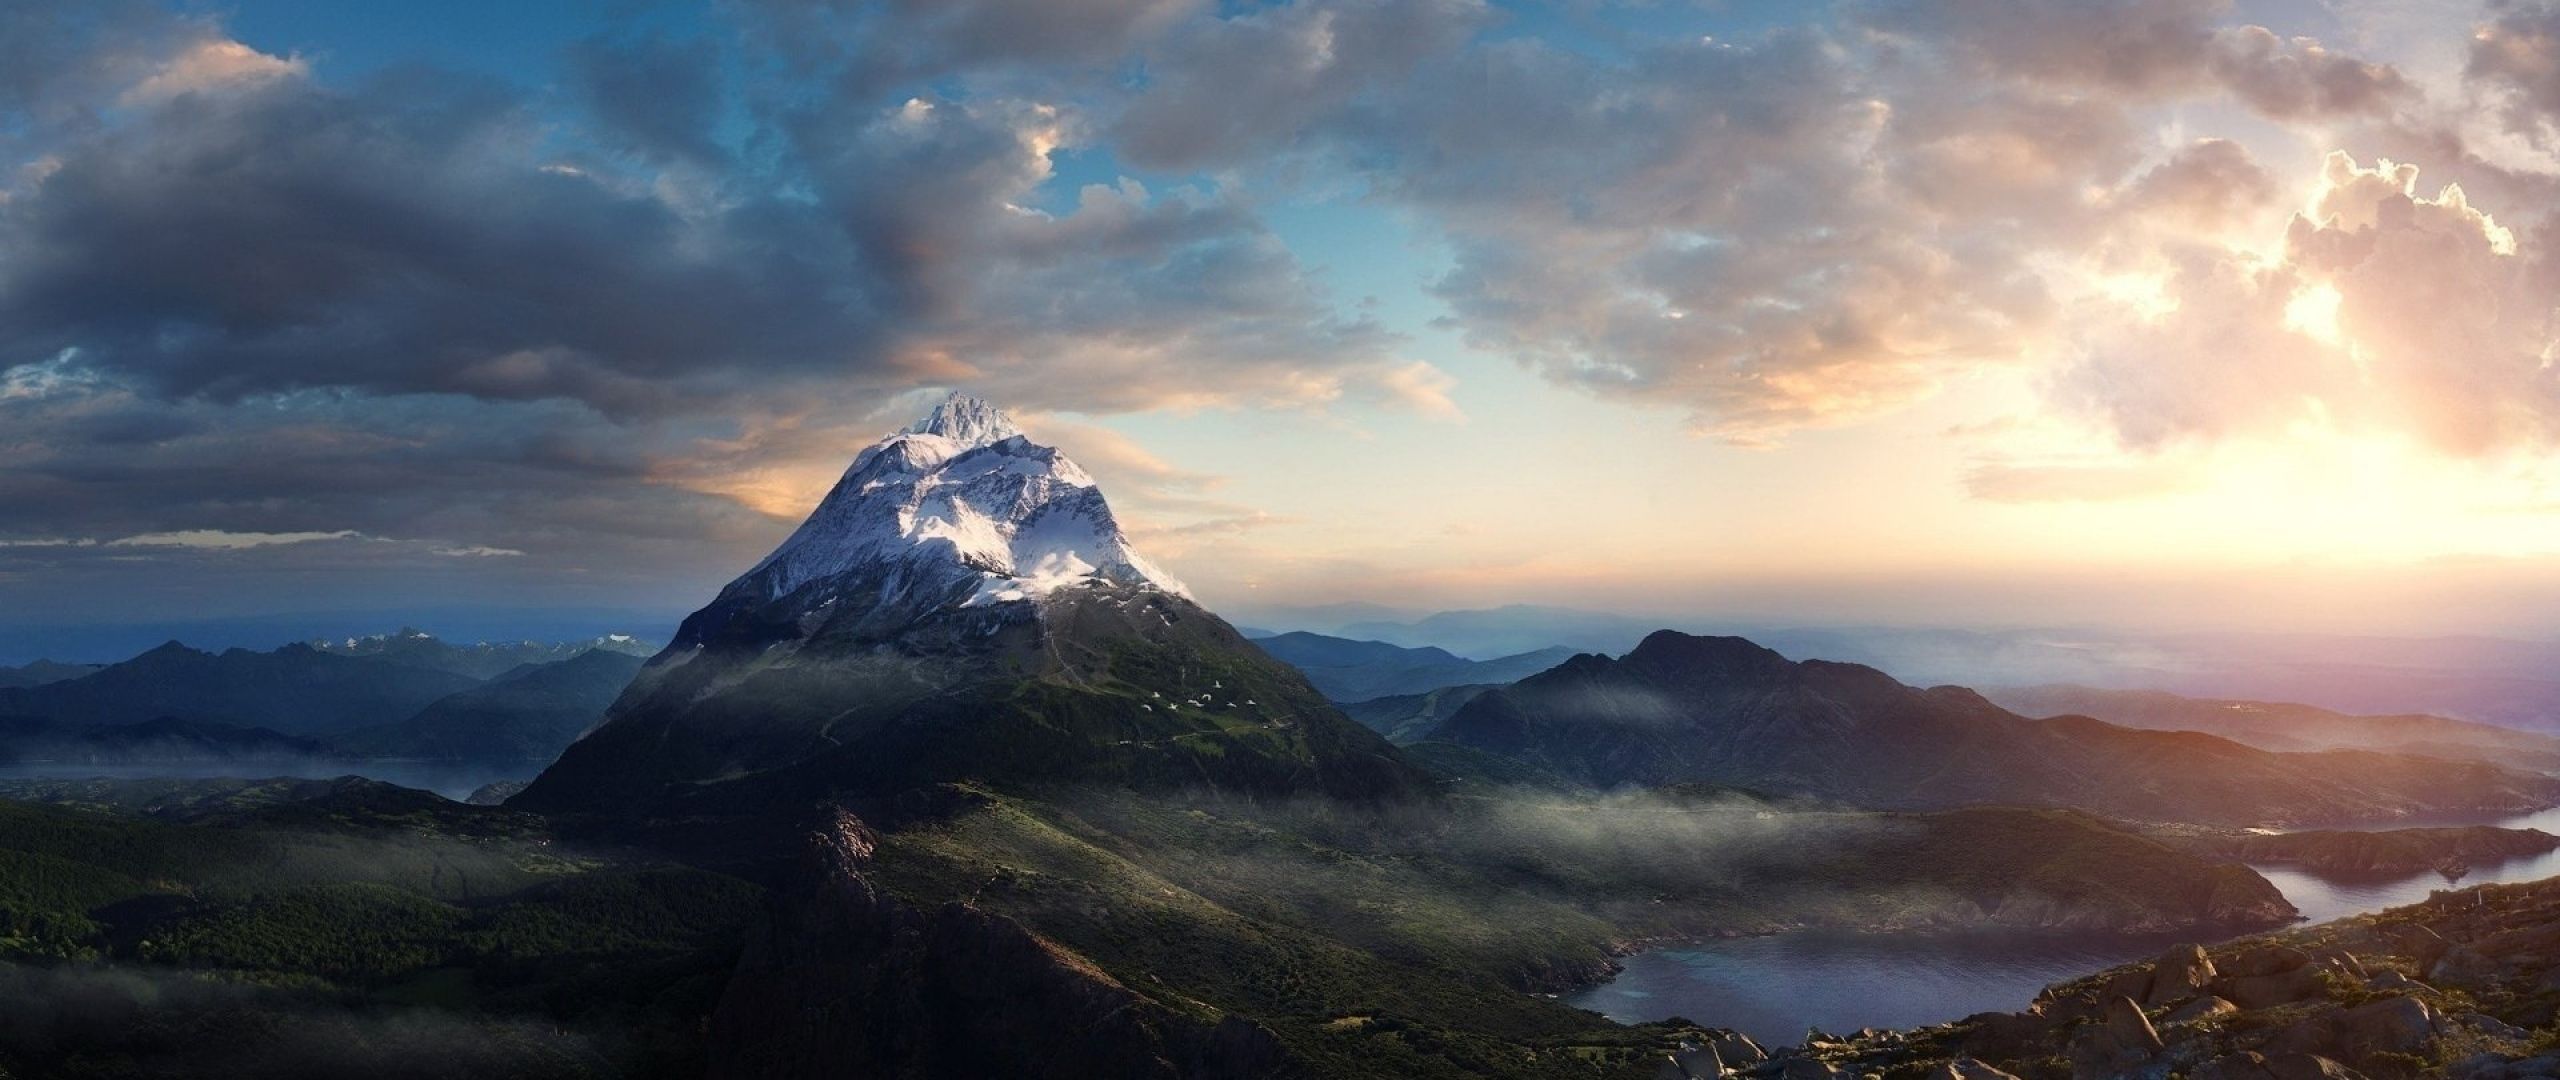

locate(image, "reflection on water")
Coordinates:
1568 932 2180 1048
1572 804 2560 1045
0 760 547 801
2255 803 2560 924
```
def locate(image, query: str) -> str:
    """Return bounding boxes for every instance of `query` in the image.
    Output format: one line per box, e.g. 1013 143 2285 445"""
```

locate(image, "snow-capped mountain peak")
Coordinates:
718 392 1187 624
902 391 1024 450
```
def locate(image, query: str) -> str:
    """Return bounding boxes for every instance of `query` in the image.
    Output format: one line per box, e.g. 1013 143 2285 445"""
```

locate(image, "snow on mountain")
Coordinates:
722 392 1187 617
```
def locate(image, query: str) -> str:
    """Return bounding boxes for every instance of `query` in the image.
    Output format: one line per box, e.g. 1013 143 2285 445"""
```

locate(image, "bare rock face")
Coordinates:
708 810 1288 1080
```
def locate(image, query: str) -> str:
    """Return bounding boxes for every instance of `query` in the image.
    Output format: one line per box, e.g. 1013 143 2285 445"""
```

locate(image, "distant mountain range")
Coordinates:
0 630 655 767
340 649 648 762
1233 604 2560 731
307 627 653 680
0 716 330 765
1246 631 1573 703
1424 631 2560 826
1988 684 2560 769
0 659 102 689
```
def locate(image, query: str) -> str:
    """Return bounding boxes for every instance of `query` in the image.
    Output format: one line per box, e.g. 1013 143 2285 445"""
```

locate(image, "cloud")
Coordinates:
2469 1 2560 147
107 529 358 550
118 38 303 105
431 545 528 558
2062 152 2560 455
738 0 1204 95
1854 0 2409 120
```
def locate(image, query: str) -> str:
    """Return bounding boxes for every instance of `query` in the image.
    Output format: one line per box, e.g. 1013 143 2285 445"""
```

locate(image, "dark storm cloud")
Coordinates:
0 1 1443 612
568 33 731 166
0 68 876 415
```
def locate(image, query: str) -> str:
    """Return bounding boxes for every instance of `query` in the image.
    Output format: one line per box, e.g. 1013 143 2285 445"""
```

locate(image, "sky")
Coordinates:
5 0 2560 648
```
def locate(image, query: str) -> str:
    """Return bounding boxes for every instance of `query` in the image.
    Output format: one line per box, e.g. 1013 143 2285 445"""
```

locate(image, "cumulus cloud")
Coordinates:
2063 152 2560 455
0 0 2536 615
118 38 303 105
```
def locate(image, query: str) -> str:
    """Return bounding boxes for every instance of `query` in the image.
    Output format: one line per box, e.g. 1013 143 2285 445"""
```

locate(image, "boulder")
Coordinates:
2192 1050 2371 1080
2218 966 2328 1009
2450 1051 2560 1080
2147 944 2218 1005
2224 945 2315 978
2192 1052 2277 1080
2393 925 2451 974
2431 944 2504 987
2332 995 2436 1058
2367 970 2430 993
1781 1057 1846 1080
1930 1059 2025 1080
2163 996 2239 1026
2070 996 2164 1079
1672 1043 1725 1078
2265 994 2436 1061
2454 1011 2531 1041
1714 1033 1769 1065
2264 1054 2368 1080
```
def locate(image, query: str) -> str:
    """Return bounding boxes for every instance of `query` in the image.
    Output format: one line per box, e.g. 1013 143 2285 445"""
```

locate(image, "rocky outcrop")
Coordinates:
1769 876 2560 1080
709 809 1290 1080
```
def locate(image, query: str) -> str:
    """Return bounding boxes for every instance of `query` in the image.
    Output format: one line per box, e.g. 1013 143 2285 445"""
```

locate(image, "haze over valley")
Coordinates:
13 1 2560 1077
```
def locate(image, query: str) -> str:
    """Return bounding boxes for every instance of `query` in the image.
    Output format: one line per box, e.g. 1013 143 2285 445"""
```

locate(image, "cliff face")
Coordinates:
709 810 1290 1080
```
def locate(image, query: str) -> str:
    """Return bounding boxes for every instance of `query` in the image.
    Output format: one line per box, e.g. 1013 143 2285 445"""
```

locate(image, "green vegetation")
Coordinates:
852 783 2294 1079
0 781 762 1079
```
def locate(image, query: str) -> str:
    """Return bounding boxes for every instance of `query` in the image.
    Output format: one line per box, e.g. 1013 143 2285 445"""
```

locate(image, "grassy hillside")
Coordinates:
835 784 2296 1078
0 785 758 1079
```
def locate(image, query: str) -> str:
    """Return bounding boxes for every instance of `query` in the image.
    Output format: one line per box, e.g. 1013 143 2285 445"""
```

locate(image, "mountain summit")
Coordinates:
515 392 1417 816
712 392 1184 639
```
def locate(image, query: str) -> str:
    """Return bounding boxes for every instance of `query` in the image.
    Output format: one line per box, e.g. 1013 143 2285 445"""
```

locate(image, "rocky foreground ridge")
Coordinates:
1688 876 2560 1080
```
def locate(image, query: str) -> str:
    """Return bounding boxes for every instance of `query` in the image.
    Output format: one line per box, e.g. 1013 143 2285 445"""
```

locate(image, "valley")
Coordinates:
6 396 2560 1078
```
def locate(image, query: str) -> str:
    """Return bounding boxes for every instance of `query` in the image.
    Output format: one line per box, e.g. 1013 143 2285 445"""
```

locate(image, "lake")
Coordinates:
1568 805 2560 1046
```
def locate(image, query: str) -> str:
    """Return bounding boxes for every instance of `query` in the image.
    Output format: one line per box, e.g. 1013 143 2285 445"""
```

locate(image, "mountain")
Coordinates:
0 641 483 736
1427 631 2560 826
1340 683 1501 744
0 659 102 689
1338 604 1667 658
514 393 1421 816
1988 684 2560 769
340 649 647 763
0 716 329 765
1251 631 1574 702
307 627 657 680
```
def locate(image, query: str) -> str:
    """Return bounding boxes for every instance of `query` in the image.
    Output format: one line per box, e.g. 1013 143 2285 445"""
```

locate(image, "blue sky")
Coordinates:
6 0 2560 653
